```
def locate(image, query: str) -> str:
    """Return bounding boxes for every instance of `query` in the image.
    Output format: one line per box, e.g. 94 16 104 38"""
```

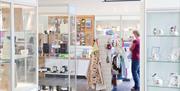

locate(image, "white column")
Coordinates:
10 0 15 91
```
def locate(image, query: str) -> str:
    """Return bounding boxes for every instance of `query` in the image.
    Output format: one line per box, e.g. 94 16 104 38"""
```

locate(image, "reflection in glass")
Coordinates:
14 5 37 90
0 2 11 91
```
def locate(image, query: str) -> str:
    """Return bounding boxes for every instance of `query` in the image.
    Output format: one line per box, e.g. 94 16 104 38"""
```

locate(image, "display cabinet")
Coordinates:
38 4 77 91
0 0 38 91
76 15 95 46
0 2 11 91
145 9 180 91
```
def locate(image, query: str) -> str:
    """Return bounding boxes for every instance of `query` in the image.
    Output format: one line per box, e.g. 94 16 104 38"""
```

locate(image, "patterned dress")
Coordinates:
87 50 104 89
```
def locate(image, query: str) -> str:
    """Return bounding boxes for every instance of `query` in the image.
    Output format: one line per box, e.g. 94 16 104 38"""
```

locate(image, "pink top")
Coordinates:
131 39 140 61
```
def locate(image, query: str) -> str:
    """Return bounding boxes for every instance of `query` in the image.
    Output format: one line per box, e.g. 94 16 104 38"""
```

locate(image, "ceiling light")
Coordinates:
104 0 140 2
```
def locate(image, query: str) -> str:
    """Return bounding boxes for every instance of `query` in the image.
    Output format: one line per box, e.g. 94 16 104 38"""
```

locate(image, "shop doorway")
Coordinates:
95 15 140 91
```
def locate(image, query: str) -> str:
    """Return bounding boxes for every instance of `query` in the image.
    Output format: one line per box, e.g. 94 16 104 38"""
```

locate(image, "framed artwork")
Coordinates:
85 19 91 29
151 47 160 61
151 47 160 54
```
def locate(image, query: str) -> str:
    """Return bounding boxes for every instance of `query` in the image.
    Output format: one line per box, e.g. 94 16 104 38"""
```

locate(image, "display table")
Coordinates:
15 83 37 91
45 57 90 77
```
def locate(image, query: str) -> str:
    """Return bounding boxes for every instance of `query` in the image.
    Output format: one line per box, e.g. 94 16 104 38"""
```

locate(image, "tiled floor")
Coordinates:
115 80 134 91
39 76 134 91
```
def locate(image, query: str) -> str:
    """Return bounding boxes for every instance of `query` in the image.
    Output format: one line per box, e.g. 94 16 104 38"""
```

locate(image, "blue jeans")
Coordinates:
132 60 140 90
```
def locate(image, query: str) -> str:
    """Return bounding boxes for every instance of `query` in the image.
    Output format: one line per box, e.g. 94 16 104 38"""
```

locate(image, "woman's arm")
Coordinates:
130 40 136 51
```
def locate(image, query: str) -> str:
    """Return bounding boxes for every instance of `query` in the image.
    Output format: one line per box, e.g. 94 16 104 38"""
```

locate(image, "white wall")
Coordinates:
146 0 180 10
39 0 180 15
14 0 37 5
39 6 68 15
38 15 48 33
38 0 142 15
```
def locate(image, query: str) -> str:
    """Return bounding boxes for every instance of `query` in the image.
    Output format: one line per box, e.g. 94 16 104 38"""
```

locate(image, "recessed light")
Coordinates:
103 0 140 2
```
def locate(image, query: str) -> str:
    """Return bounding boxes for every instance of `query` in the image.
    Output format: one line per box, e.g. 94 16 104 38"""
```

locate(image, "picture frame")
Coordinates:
168 73 180 88
85 18 91 29
151 47 160 61
151 47 160 55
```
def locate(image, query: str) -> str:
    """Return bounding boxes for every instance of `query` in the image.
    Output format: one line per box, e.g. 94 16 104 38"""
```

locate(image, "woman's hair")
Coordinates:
133 30 140 37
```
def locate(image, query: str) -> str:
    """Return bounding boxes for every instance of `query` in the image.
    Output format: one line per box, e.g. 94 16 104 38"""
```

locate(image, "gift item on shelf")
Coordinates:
153 28 164 35
51 66 58 73
152 73 163 86
87 40 105 90
152 53 160 61
39 85 71 91
60 43 68 53
168 73 180 88
170 26 179 36
168 48 180 62
86 18 92 29
60 66 68 73
39 67 51 73
151 47 160 61
49 85 54 91
43 43 50 55
20 49 28 55
76 16 94 46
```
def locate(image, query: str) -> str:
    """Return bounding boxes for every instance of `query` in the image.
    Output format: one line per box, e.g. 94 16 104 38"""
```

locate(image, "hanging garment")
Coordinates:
87 41 104 90
118 54 126 79
87 51 104 89
111 55 121 86
113 52 124 80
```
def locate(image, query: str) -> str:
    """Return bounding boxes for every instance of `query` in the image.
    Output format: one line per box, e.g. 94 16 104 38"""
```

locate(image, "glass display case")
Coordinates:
145 10 180 91
38 4 77 91
0 2 11 91
0 0 38 91
76 15 95 46
95 15 140 91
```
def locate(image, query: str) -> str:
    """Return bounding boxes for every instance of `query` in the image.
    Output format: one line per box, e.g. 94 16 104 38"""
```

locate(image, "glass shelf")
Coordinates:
146 9 180 91
148 85 180 89
147 35 180 37
148 60 180 63
0 61 10 64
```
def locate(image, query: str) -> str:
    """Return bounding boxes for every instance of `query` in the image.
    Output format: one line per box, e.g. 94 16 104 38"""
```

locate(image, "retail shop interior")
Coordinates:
0 0 180 91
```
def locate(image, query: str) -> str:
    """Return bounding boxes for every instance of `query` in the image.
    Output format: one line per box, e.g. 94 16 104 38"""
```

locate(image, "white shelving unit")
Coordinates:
0 0 38 91
38 4 77 91
145 9 180 91
45 58 90 77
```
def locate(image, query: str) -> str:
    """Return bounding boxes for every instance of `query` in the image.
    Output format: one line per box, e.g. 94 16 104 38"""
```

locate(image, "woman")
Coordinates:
130 30 140 91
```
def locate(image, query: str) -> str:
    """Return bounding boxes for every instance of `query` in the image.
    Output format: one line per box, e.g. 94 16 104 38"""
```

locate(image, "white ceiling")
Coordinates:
38 0 142 15
38 0 141 6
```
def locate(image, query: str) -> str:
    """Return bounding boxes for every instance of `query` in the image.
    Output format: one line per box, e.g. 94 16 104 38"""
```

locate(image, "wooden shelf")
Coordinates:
76 15 95 46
